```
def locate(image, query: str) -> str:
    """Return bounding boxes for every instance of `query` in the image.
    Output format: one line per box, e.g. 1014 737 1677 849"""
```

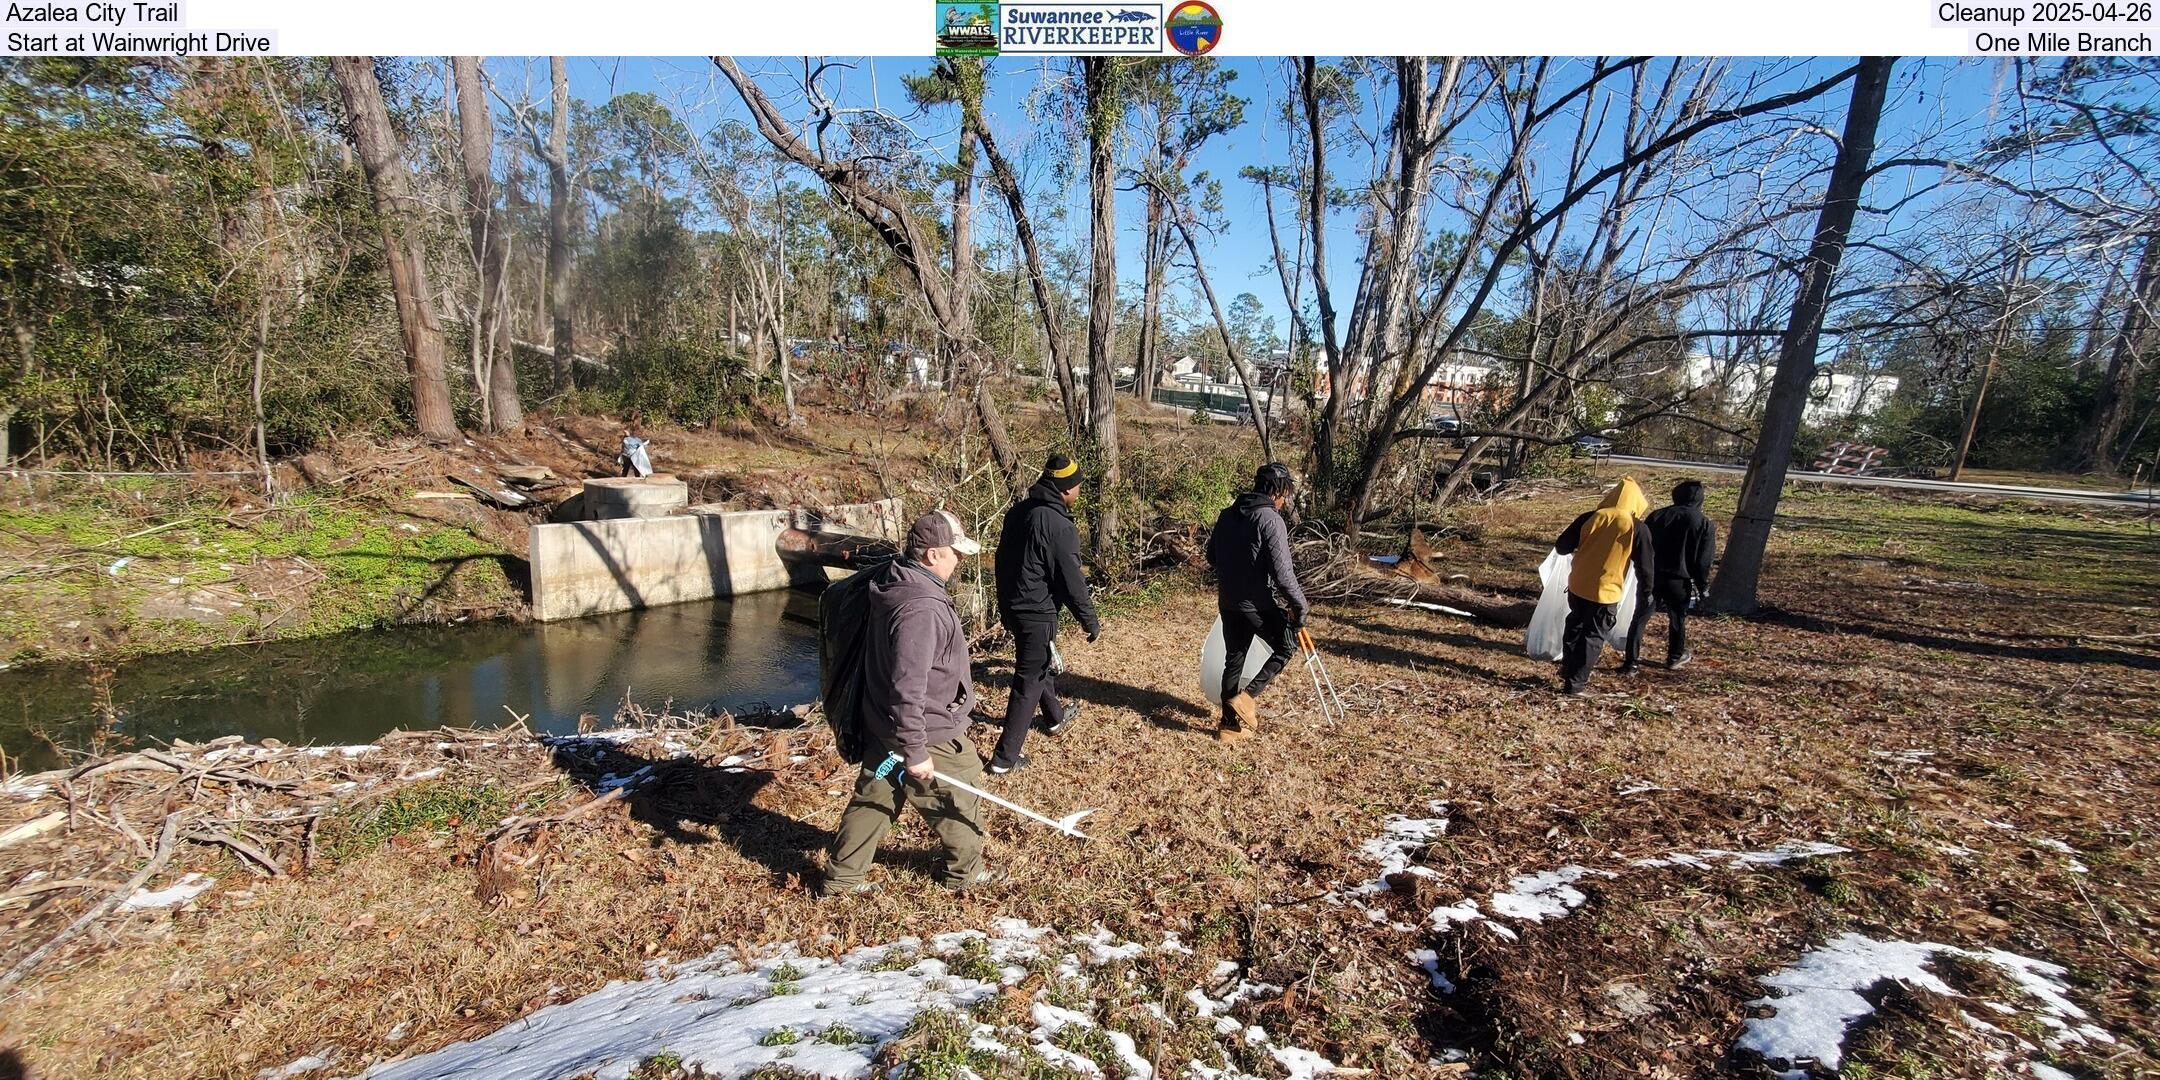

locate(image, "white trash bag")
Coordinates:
1523 549 1638 660
1197 615 1275 704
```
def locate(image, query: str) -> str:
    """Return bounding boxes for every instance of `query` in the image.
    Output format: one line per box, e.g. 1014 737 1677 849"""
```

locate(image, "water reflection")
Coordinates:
0 589 823 771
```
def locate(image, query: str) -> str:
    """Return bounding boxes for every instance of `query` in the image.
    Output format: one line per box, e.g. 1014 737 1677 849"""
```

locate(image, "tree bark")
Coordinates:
971 100 1081 440
2073 231 2159 474
1165 195 1275 460
950 120 977 392
1302 58 1349 502
1950 254 2025 481
1706 57 1893 614
330 56 458 443
453 56 523 435
1082 58 1122 556
543 57 576 390
1136 195 1166 400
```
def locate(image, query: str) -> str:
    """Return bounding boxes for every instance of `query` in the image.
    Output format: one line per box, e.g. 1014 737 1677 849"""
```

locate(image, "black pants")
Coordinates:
1625 578 1695 664
1560 594 1618 691
996 615 1064 765
1221 603 1296 703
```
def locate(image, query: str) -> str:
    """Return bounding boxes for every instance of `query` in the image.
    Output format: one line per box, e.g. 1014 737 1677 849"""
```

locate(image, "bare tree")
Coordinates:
329 56 458 443
712 57 1019 480
1707 57 1895 614
452 57 523 435
2073 231 2159 473
1081 57 1125 554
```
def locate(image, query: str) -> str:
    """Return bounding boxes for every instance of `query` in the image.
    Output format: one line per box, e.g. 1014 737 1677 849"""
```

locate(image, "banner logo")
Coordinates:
1166 0 1221 55
1000 2 1164 53
935 2 1000 55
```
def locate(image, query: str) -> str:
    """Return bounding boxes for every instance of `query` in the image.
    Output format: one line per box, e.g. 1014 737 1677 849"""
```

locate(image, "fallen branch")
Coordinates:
0 813 181 991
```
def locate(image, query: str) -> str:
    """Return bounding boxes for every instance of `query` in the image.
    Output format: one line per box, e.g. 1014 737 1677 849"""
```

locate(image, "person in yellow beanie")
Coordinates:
1551 476 1655 694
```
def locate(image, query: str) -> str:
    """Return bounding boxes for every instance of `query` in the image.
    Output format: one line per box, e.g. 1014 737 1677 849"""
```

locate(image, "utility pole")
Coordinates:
1950 252 2027 482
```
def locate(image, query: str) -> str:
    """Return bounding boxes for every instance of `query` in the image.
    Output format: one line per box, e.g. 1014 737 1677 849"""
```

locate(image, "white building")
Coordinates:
1682 355 1898 425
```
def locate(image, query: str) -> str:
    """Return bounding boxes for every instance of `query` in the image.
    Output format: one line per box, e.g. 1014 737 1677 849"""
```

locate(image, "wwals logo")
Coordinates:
936 2 1000 55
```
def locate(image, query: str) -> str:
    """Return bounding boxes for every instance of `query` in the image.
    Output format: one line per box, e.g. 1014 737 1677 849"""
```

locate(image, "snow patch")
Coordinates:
1737 933 2121 1076
350 922 1338 1080
1348 802 1449 896
1488 865 1613 922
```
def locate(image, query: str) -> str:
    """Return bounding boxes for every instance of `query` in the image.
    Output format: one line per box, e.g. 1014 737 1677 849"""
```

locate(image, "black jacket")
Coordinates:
995 482 1099 632
1206 493 1310 618
863 559 976 767
1644 501 1716 588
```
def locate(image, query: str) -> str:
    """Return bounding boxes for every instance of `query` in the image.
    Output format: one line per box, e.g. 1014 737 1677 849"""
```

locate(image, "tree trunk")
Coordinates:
2073 231 2159 475
1950 254 2024 482
950 121 978 390
544 56 576 390
1167 198 1276 461
972 106 1081 440
1135 179 1166 400
1302 58 1349 504
453 57 523 435
1083 58 1122 556
330 56 458 443
1706 57 1893 615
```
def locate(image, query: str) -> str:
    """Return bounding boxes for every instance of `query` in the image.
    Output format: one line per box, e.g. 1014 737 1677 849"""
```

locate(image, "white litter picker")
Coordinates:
1296 628 1349 724
873 752 1094 840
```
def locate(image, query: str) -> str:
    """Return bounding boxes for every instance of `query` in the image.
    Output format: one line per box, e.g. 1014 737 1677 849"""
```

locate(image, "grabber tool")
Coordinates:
1297 628 1349 723
874 753 1094 840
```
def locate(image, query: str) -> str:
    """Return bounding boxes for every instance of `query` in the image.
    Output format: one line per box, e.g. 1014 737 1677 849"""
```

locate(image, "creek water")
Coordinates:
0 589 824 772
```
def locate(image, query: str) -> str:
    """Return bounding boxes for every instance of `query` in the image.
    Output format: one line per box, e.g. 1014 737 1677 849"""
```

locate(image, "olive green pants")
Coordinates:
825 734 986 889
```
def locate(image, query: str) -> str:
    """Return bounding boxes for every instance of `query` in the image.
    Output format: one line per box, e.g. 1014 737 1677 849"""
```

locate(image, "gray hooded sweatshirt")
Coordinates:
862 559 977 767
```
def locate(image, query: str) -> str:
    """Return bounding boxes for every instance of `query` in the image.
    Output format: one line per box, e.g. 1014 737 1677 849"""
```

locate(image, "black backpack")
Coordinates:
817 563 884 764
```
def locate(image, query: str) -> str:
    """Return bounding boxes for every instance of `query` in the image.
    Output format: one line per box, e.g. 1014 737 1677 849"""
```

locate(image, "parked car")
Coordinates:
1570 433 1614 459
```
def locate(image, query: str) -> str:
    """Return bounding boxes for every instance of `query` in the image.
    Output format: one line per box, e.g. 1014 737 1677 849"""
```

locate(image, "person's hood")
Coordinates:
1234 491 1278 513
1025 481 1076 517
1599 477 1649 520
1674 483 1705 509
869 558 953 603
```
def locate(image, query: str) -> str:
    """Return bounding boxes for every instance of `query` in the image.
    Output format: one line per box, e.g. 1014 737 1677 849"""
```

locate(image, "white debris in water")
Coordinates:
123 873 215 910
1348 802 1449 896
1736 933 2122 1075
349 922 1338 1080
1488 866 1614 922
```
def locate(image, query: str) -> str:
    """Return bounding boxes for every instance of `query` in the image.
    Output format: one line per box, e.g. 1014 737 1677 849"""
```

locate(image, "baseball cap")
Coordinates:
906 509 982 556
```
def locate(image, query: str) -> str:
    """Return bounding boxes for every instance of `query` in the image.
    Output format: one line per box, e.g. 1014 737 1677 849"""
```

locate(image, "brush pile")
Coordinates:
0 701 833 990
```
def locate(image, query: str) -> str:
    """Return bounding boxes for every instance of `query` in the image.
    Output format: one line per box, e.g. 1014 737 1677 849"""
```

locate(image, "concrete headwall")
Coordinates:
529 498 903 622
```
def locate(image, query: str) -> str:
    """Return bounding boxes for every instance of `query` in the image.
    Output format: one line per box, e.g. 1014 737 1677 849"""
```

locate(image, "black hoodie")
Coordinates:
1644 488 1717 588
994 481 1099 631
1206 492 1310 618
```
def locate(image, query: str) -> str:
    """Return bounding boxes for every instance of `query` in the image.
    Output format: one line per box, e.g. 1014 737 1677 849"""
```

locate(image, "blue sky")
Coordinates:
476 57 2036 341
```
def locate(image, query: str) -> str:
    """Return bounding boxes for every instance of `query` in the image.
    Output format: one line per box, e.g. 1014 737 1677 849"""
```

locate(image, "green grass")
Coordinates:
0 483 516 663
318 780 512 862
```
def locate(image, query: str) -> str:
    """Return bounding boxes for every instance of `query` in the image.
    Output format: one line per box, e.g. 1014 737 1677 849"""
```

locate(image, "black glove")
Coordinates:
1289 609 1308 630
1084 624 1101 644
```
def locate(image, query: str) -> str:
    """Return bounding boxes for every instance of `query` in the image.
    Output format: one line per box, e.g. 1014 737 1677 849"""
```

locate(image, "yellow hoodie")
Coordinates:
1565 477 1650 604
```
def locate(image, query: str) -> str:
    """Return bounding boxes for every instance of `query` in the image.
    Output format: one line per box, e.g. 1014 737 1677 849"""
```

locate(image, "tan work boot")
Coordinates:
1220 692 1257 741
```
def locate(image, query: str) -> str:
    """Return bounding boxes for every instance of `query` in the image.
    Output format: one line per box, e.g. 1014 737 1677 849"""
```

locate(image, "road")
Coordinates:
1604 454 2160 509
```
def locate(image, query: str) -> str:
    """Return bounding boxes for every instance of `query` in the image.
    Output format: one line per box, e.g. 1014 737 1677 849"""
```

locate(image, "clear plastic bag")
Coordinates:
1197 615 1275 704
1523 550 1637 660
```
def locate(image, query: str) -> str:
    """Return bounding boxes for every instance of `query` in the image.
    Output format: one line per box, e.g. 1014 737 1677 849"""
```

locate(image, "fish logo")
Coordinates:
1109 7 1153 19
1166 0 1221 55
